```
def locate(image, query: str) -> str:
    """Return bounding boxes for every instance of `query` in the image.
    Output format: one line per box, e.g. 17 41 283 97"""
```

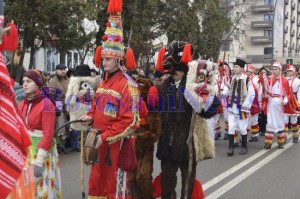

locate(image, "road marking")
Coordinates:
205 140 294 199
203 134 292 191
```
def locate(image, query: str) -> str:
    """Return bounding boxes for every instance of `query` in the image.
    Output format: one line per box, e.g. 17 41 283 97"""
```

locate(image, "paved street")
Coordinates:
60 132 300 199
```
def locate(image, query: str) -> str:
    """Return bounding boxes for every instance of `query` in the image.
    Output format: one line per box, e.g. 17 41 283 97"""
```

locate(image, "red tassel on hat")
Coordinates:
152 174 162 198
108 0 123 13
148 86 159 108
94 46 102 68
156 48 166 72
1 22 18 51
191 179 205 199
181 43 192 64
125 48 136 70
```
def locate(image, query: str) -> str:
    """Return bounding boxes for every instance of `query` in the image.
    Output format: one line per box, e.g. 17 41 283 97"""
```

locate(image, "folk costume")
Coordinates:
88 1 139 198
263 61 291 149
128 78 162 199
227 59 256 156
0 23 31 199
284 64 300 143
65 64 95 151
155 41 215 199
11 70 62 199
245 64 262 142
215 60 231 140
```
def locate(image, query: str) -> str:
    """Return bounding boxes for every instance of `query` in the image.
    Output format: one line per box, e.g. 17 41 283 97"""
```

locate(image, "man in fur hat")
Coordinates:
156 41 217 199
227 58 256 156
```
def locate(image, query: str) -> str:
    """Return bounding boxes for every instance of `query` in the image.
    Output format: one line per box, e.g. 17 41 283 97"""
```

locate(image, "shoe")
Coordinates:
260 132 265 136
227 148 234 156
264 143 271 149
60 148 68 154
239 147 248 155
278 144 284 149
292 138 298 143
71 148 81 152
234 142 239 147
249 137 259 142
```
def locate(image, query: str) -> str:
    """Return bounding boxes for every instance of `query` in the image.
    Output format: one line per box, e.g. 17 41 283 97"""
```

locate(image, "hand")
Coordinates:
34 165 44 178
95 134 103 149
79 115 93 126
0 26 11 39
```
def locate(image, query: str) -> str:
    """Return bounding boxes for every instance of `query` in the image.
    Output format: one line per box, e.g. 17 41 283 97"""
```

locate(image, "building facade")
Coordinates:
219 0 300 68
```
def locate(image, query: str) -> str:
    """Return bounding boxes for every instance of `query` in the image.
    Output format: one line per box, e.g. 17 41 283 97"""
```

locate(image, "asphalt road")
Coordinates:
60 132 300 199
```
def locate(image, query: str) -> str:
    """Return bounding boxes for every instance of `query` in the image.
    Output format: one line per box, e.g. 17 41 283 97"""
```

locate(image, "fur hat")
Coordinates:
244 64 256 73
233 58 246 68
75 64 91 77
158 40 193 74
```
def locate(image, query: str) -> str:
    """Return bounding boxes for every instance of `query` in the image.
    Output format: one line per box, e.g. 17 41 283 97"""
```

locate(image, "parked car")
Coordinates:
13 85 25 105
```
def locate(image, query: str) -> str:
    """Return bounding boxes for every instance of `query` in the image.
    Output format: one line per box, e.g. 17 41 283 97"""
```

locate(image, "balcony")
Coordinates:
251 20 272 28
298 21 300 26
291 16 295 23
284 40 288 47
292 2 295 10
246 55 272 64
297 33 300 39
250 36 272 43
285 12 289 19
285 26 288 33
251 5 274 13
291 30 295 36
285 0 289 5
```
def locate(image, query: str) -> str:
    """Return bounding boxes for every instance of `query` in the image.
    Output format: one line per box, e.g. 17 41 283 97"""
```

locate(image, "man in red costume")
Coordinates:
80 1 140 198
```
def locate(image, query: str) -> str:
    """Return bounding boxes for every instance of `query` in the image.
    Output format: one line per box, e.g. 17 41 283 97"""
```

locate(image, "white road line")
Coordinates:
205 140 294 199
203 134 292 191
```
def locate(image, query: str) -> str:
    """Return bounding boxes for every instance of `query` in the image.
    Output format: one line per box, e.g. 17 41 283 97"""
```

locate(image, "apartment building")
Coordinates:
219 0 300 68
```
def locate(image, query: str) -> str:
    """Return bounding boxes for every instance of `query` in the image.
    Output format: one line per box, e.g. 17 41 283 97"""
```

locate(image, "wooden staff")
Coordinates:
184 110 197 199
81 130 85 199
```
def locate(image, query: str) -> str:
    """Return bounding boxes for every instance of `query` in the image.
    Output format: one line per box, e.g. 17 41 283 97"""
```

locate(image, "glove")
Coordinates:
34 148 48 178
34 165 44 178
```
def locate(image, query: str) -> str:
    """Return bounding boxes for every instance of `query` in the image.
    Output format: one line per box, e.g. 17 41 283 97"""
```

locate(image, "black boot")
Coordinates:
227 134 234 156
239 134 248 155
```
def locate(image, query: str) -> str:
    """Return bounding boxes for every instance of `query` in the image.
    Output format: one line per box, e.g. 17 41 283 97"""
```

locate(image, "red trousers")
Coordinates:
88 141 121 199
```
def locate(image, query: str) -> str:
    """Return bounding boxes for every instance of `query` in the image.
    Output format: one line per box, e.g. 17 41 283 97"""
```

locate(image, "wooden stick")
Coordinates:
184 110 197 199
81 131 85 199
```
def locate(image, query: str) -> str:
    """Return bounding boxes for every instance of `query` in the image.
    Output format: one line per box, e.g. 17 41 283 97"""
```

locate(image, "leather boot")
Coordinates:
239 134 248 155
227 134 234 156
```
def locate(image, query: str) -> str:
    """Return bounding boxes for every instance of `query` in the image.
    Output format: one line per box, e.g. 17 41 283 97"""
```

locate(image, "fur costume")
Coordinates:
184 60 219 161
129 78 162 199
65 76 95 131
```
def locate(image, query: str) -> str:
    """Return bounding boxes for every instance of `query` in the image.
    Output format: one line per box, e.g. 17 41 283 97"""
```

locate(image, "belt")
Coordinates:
28 129 43 137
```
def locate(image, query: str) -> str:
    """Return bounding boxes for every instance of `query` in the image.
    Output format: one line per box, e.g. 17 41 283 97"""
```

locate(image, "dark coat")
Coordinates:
156 75 193 163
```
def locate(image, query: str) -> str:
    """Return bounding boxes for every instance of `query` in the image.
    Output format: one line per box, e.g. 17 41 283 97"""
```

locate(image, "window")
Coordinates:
264 30 272 36
221 42 230 51
264 14 273 21
286 59 293 64
264 0 273 5
264 47 273 55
